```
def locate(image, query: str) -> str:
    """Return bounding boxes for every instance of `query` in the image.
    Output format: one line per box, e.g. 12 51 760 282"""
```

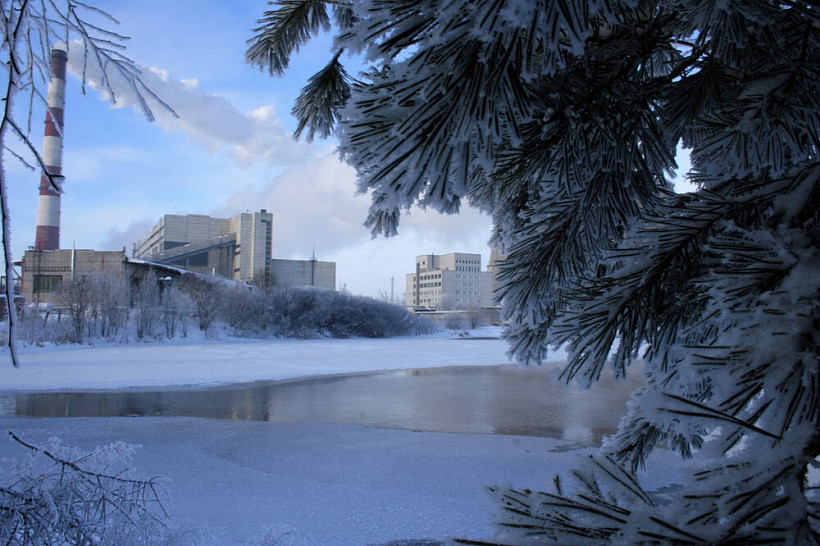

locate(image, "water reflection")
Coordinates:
0 365 644 446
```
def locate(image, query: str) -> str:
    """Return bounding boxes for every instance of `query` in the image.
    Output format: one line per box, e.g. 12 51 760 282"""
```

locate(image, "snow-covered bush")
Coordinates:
57 277 94 343
178 276 220 333
132 271 161 340
220 285 268 336
53 274 132 343
249 0 818 542
160 285 192 339
226 286 436 339
0 431 169 544
10 276 433 345
88 274 130 340
14 306 71 346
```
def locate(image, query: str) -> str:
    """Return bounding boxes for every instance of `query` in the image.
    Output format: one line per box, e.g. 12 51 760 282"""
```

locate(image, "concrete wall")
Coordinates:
20 249 128 305
272 259 335 290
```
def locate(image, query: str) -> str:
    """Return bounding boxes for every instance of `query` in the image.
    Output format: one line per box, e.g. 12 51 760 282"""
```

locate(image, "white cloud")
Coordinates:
65 145 154 182
216 150 494 296
213 150 367 257
65 40 312 167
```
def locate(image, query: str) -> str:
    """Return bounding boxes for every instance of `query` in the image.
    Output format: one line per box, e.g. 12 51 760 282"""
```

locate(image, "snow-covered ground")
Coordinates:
0 328 648 544
0 327 544 392
0 417 595 544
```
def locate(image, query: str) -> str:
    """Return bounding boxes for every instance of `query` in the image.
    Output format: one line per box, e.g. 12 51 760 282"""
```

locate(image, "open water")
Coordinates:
0 364 643 447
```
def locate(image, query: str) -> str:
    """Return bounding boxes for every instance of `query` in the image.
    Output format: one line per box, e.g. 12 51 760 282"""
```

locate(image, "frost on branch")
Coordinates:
251 0 818 543
0 431 169 545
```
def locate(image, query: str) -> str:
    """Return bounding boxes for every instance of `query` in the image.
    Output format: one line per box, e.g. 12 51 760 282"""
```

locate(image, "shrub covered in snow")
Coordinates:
222 285 437 339
0 431 169 544
10 276 435 345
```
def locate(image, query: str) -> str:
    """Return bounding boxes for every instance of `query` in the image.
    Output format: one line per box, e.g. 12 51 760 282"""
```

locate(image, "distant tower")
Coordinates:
34 45 68 250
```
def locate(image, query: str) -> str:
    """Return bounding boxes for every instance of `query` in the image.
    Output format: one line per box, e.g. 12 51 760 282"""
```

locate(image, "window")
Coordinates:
34 275 61 293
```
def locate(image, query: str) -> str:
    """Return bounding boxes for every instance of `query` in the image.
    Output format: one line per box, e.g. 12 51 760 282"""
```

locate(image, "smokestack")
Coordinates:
34 44 68 251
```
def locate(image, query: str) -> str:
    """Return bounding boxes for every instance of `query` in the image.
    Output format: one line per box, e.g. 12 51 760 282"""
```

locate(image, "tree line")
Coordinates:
9 273 435 346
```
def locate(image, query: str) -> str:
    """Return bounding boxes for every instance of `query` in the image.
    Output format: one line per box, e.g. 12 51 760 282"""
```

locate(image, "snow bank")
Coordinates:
0 328 545 392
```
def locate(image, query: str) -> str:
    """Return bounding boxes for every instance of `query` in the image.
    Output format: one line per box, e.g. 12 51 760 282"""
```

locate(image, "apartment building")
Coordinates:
405 252 494 310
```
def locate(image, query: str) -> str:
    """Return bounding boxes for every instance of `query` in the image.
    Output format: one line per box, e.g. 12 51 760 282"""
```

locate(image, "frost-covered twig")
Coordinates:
1 430 169 544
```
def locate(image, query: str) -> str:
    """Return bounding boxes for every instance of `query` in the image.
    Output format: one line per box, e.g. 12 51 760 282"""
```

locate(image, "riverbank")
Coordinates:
0 327 543 392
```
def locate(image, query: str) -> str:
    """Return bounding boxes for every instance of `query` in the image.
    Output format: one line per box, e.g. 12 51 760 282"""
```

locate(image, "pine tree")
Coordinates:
248 0 819 542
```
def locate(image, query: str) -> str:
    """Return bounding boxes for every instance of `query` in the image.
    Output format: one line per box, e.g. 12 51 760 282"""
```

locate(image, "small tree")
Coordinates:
160 285 177 339
0 431 169 544
131 272 160 340
221 285 268 336
57 277 93 343
89 273 130 340
178 275 220 333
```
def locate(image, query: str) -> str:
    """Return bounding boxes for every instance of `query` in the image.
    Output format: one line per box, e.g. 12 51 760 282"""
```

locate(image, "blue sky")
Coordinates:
6 0 494 299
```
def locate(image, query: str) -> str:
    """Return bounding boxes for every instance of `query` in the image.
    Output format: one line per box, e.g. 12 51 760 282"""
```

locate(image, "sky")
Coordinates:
5 1 695 299
5 0 494 299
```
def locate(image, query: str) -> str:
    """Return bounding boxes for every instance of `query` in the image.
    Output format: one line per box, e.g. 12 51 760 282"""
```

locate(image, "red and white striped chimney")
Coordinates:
34 44 68 251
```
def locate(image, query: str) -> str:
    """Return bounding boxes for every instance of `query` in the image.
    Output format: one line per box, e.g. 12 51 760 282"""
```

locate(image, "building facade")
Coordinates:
272 258 335 290
405 252 494 311
133 211 272 286
18 249 179 306
486 244 507 296
132 214 231 257
133 210 335 290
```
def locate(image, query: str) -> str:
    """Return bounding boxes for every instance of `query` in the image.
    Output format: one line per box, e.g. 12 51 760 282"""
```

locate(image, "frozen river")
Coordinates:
0 364 643 446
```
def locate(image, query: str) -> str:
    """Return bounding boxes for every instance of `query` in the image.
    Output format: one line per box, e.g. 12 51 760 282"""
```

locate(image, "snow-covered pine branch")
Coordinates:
252 0 818 542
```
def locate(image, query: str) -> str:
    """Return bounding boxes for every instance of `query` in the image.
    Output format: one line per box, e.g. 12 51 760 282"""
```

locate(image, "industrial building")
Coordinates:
272 258 335 291
486 244 507 296
133 211 335 290
18 46 334 307
133 211 273 285
18 249 180 306
406 252 494 311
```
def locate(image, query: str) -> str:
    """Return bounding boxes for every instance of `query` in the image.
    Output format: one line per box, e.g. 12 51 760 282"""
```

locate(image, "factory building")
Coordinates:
272 258 335 290
19 46 335 306
133 211 335 290
486 244 507 296
18 249 180 306
133 211 273 286
406 252 494 311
